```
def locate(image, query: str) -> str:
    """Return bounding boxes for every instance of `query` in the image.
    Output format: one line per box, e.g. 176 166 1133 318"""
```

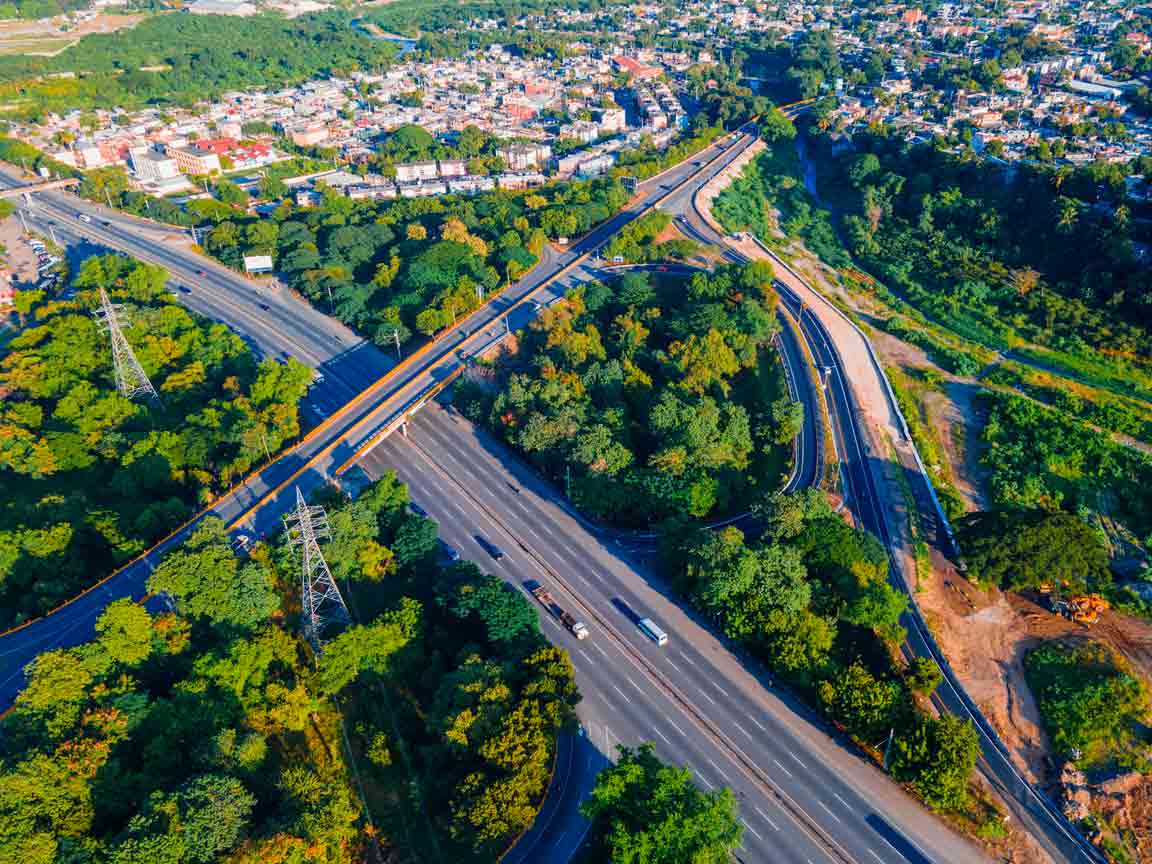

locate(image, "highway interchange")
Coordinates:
0 131 1091 863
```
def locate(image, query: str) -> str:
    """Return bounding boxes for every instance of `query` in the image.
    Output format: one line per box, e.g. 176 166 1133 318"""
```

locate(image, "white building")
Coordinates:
395 161 439 183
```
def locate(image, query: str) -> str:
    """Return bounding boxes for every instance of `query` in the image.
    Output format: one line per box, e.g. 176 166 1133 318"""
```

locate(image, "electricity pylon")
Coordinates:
283 487 350 651
94 287 160 403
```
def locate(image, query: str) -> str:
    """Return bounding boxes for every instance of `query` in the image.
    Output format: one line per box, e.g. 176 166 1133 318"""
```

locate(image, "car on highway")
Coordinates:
475 535 505 560
439 540 460 561
410 502 427 517
77 213 92 223
177 285 192 294
102 221 111 227
196 269 205 275
258 302 270 311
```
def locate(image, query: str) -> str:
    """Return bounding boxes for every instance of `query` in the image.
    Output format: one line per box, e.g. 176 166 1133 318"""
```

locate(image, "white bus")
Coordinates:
638 617 668 647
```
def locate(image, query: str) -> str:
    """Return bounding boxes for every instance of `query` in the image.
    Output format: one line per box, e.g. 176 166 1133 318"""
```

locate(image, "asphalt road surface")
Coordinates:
358 404 990 864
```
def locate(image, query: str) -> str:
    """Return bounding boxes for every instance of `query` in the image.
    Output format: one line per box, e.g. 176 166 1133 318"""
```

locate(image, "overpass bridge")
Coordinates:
0 176 80 199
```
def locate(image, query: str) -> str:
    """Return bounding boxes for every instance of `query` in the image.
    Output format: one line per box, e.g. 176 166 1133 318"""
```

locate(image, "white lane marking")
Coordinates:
664 658 681 673
833 792 849 809
579 648 593 664
697 774 715 790
749 715 767 732
701 689 717 705
773 758 793 778
678 651 697 666
552 830 568 852
626 675 645 695
593 642 610 660
868 850 884 863
754 806 780 831
654 727 672 746
706 757 728 782
664 715 686 737
611 684 630 703
876 833 901 856
710 680 730 698
742 820 764 842
732 720 750 738
818 800 841 823
789 752 807 769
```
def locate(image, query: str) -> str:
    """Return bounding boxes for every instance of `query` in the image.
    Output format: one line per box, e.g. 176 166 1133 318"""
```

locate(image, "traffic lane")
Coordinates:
17 203 374 391
18 209 372 400
399 412 964 864
19 202 383 390
503 730 601 864
775 309 821 492
359 450 829 864
361 453 800 863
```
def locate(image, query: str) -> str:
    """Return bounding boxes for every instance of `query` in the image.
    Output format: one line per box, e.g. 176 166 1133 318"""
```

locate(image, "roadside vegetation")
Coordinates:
0 254 312 627
717 101 1152 588
0 470 580 863
457 263 796 527
662 488 982 817
1024 640 1150 775
602 211 698 264
579 743 743 863
195 174 629 354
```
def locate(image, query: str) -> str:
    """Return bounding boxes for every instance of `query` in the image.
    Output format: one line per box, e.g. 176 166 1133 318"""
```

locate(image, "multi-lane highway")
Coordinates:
0 166 394 413
0 126 764 702
358 403 988 864
0 122 1084 864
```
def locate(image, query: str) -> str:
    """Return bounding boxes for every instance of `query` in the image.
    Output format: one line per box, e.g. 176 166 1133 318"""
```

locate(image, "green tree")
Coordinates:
890 715 979 812
147 520 278 628
581 743 742 863
94 599 154 667
956 509 1110 592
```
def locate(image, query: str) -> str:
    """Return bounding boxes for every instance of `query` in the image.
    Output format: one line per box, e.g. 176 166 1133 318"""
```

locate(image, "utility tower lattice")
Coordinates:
94 287 160 403
283 487 350 650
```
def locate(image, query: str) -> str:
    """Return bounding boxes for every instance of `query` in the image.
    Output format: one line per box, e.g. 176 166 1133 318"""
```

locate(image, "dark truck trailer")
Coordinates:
529 583 589 640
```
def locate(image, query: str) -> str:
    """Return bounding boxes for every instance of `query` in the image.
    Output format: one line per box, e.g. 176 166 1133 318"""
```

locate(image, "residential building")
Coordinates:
395 161 440 183
169 145 222 176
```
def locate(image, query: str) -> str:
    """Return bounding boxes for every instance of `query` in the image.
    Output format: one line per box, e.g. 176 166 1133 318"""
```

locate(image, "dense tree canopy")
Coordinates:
0 526 364 864
2 468 580 863
580 743 742 864
956 508 1112 593
202 173 630 353
1025 640 1149 773
460 264 794 526
0 254 311 626
0 13 397 115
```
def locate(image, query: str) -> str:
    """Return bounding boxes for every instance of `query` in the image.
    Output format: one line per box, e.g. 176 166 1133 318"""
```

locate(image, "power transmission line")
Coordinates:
283 487 350 651
94 287 160 404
